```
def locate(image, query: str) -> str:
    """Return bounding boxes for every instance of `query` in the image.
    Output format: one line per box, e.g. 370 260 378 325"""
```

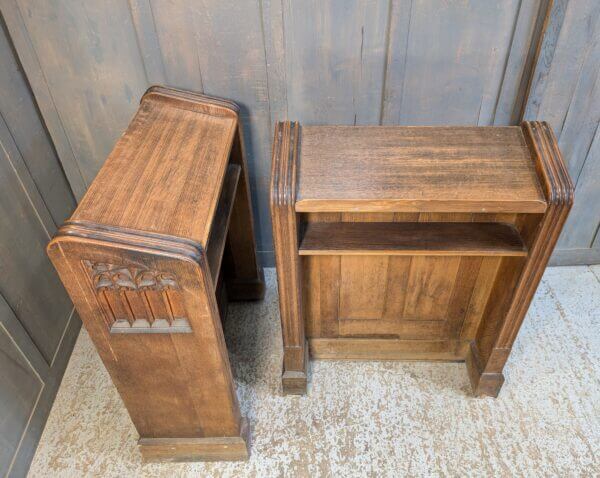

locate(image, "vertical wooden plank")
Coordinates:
556 36 600 180
0 319 43 477
128 0 168 85
283 0 389 124
318 256 340 337
149 0 203 90
559 124 600 249
524 0 599 136
446 257 483 337
382 256 412 320
403 257 461 321
460 257 502 340
0 116 73 363
380 0 412 125
523 0 600 256
13 0 149 185
523 0 569 121
261 0 289 125
193 0 273 253
391 0 521 125
493 0 548 125
150 0 274 254
303 256 320 337
0 0 87 199
0 21 75 225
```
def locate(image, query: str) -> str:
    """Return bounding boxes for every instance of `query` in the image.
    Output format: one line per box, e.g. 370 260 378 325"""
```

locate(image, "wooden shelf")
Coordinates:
299 222 527 257
207 164 241 284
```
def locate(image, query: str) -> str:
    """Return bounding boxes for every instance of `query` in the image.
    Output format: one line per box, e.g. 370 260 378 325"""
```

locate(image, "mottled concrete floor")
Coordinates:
29 267 599 477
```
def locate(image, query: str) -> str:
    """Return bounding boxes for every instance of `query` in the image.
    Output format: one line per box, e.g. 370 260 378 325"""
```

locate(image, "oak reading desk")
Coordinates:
48 87 265 462
271 121 573 397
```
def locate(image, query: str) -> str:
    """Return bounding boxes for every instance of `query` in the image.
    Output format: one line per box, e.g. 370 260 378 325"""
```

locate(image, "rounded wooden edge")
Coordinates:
141 85 240 119
270 121 300 212
49 221 205 265
521 121 574 208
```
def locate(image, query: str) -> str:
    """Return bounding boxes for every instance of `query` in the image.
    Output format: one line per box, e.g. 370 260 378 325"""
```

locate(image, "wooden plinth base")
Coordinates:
309 338 468 362
282 344 309 395
138 419 250 462
465 342 505 398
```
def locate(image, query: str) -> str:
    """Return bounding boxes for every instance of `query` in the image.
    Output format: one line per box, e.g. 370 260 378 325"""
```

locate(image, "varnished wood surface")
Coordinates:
310 338 468 362
207 164 241 285
72 86 238 247
270 121 308 394
138 419 249 462
48 87 265 461
299 222 527 256
271 120 572 398
296 126 547 213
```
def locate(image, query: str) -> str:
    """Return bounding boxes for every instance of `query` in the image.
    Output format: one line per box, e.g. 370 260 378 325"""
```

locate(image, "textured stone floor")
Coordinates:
29 267 599 477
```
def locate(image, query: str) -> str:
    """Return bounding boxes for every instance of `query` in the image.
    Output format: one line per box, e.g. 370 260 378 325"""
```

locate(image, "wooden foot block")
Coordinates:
282 370 307 395
282 344 309 395
139 419 250 463
466 342 505 398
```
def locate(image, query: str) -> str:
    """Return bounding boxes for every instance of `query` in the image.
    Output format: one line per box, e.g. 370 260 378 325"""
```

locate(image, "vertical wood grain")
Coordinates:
2 0 594 263
385 0 522 125
12 0 149 185
283 0 388 124
524 0 600 257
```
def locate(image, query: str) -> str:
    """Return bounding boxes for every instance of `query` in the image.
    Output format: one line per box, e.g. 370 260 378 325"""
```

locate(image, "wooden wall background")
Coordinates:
2 0 598 268
524 0 600 264
0 1 598 474
0 15 79 477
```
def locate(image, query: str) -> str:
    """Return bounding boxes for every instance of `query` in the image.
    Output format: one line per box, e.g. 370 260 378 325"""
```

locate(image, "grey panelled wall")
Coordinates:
0 0 598 475
2 0 558 267
0 17 80 478
524 0 600 265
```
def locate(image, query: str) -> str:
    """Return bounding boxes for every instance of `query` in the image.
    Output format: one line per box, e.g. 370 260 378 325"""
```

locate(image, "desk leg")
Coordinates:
226 127 265 301
271 121 308 394
468 121 573 397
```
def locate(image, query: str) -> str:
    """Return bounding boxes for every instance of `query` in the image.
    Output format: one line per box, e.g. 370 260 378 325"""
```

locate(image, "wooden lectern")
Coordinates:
271 122 572 397
48 86 264 462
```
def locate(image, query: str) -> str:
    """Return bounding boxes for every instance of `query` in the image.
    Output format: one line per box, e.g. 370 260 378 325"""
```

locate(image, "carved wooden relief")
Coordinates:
83 261 191 333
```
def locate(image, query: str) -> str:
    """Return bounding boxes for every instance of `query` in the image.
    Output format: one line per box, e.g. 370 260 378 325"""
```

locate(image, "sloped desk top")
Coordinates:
71 86 239 247
296 125 547 214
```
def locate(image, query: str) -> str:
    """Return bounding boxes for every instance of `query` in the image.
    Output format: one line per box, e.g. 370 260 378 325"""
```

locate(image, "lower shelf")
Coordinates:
299 221 527 256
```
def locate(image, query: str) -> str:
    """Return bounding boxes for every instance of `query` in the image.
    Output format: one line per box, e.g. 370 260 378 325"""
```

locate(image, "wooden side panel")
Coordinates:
47 239 241 439
339 256 389 320
403 257 461 321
